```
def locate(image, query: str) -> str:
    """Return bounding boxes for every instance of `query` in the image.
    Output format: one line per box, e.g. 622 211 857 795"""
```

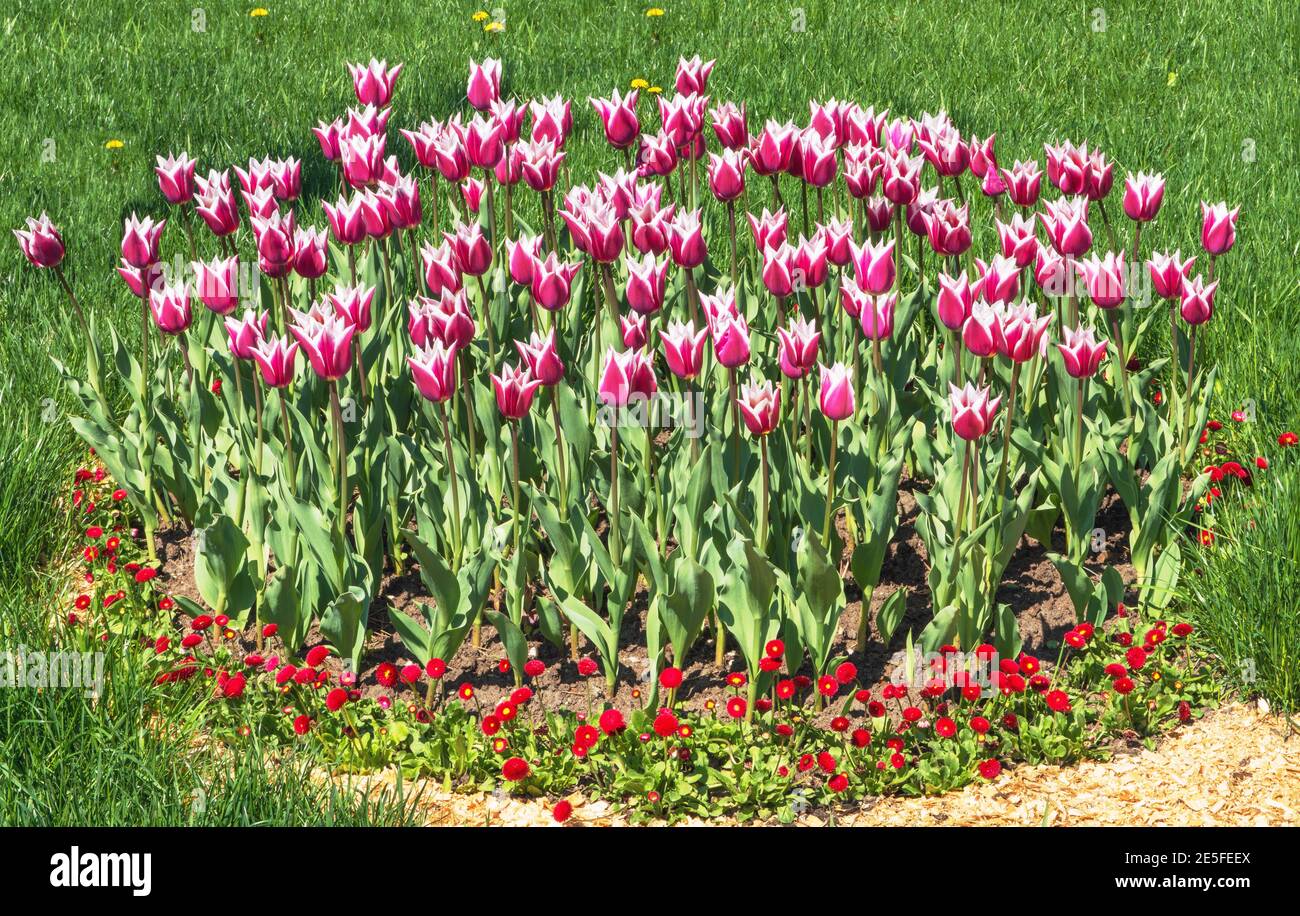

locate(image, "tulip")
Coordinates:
1179 275 1218 326
839 275 867 319
918 127 968 178
949 382 1001 441
981 169 1006 198
707 149 746 202
518 138 565 193
843 145 882 199
924 200 972 257
349 58 402 107
322 195 368 248
530 252 582 312
801 133 838 188
290 311 355 382
242 186 279 220
467 58 501 111
14 212 65 269
1147 250 1196 301
1076 251 1126 308
996 214 1038 268
434 132 472 183
292 227 329 281
712 313 752 369
999 160 1043 208
251 211 296 279
250 334 299 388
516 330 564 387
668 209 706 269
794 233 829 290
761 242 797 300
968 134 997 179
636 130 678 179
1033 243 1069 298
460 178 485 213
340 134 387 189
121 213 165 269
905 187 939 237
620 312 648 350
748 208 788 254
865 196 893 234
818 361 854 541
327 284 375 334
465 115 504 170
1057 324 1108 379
1084 149 1114 201
192 255 241 315
506 234 542 286
235 157 275 194
936 270 976 331
377 175 423 231
778 315 820 380
491 97 526 144
155 152 197 206
146 287 193 346
626 253 668 315
820 218 853 267
1200 201 1239 256
995 301 1052 364
409 339 459 403
117 260 164 299
850 237 895 295
1122 172 1165 223
674 55 715 94
529 95 572 147
194 181 240 239
445 220 492 277
660 318 709 383
881 148 923 206
492 362 543 419
1045 141 1088 196
225 310 268 360
421 241 463 297
1040 196 1092 258
314 119 345 163
590 89 641 149
270 157 302 202
963 301 1000 358
629 198 673 255
750 120 798 177
710 101 748 150
858 292 896 342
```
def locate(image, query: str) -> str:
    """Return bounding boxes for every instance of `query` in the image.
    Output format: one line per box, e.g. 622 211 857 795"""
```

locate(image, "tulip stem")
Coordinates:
726 201 739 291
1075 376 1086 472
253 371 265 479
758 436 770 552
441 402 463 566
1181 326 1198 457
1110 313 1133 422
474 274 499 364
822 419 840 545
995 361 1021 515
278 393 297 493
728 369 741 485
549 389 568 510
609 424 621 560
683 267 700 328
460 351 478 462
330 382 348 537
54 265 102 398
510 421 522 554
601 264 622 350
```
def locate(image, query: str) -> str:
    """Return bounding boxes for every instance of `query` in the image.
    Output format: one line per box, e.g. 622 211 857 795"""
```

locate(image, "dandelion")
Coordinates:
647 85 663 94
630 78 649 90
104 139 124 150
249 7 268 16
484 20 504 32
646 7 665 16
472 10 489 21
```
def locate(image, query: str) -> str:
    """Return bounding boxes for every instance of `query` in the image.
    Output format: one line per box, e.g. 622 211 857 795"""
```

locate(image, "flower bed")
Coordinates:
21 52 1272 822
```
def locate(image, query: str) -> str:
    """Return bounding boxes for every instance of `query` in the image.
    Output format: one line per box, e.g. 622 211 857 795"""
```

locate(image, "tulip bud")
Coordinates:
737 379 782 437
14 213 66 269
818 362 855 421
949 382 1002 440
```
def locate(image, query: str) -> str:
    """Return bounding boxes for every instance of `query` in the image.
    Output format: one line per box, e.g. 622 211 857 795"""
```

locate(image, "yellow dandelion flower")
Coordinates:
647 85 663 94
472 10 489 21
484 20 504 32
1166 71 1178 87
250 7 269 16
104 139 124 150
630 78 649 90
646 7 665 16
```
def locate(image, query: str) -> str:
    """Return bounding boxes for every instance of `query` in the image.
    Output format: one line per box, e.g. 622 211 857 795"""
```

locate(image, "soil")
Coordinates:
151 469 1138 717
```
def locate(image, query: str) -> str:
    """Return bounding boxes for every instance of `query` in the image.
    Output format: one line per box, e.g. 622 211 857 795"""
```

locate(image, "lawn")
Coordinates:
1 0 1296 824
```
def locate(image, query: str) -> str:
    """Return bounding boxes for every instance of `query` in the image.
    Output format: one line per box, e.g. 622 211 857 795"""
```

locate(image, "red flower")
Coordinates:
1279 431 1299 447
1178 701 1192 722
134 567 157 584
191 615 213 631
501 756 530 781
1045 690 1071 713
112 488 127 501
658 667 683 689
375 662 398 687
293 714 312 735
765 639 785 658
325 687 348 711
425 658 446 679
868 701 886 718
978 759 1002 780
902 706 922 723
481 715 502 736
577 657 599 677
85 526 104 540
775 723 794 737
969 715 990 734
400 664 422 684
830 716 850 732
523 659 545 678
1125 646 1147 671
834 661 858 684
851 728 871 747
261 623 278 637
1256 456 1269 470
497 659 510 674
458 682 475 700
653 710 678 737
817 751 837 773
221 672 246 698
599 708 626 734
574 724 599 748
776 679 795 699
510 687 532 705
1112 677 1135 694
495 701 517 721
305 645 330 667
935 717 957 738
725 697 746 719
817 675 838 697
797 754 815 772
890 753 905 769
1171 622 1194 638
827 773 849 793
552 799 573 823
726 672 747 687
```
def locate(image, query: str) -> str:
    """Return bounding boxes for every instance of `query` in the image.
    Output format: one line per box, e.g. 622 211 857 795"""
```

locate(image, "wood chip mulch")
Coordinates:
341 702 1298 827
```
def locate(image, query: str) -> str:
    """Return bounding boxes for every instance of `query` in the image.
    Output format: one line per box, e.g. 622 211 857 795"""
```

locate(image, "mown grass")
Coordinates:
0 0 1297 819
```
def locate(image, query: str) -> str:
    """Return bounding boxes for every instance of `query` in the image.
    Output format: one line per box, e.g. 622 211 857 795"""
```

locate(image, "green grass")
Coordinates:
0 0 1297 820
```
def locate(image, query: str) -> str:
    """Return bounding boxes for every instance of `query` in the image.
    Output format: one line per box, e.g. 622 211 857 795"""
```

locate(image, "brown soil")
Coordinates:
152 472 1138 716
